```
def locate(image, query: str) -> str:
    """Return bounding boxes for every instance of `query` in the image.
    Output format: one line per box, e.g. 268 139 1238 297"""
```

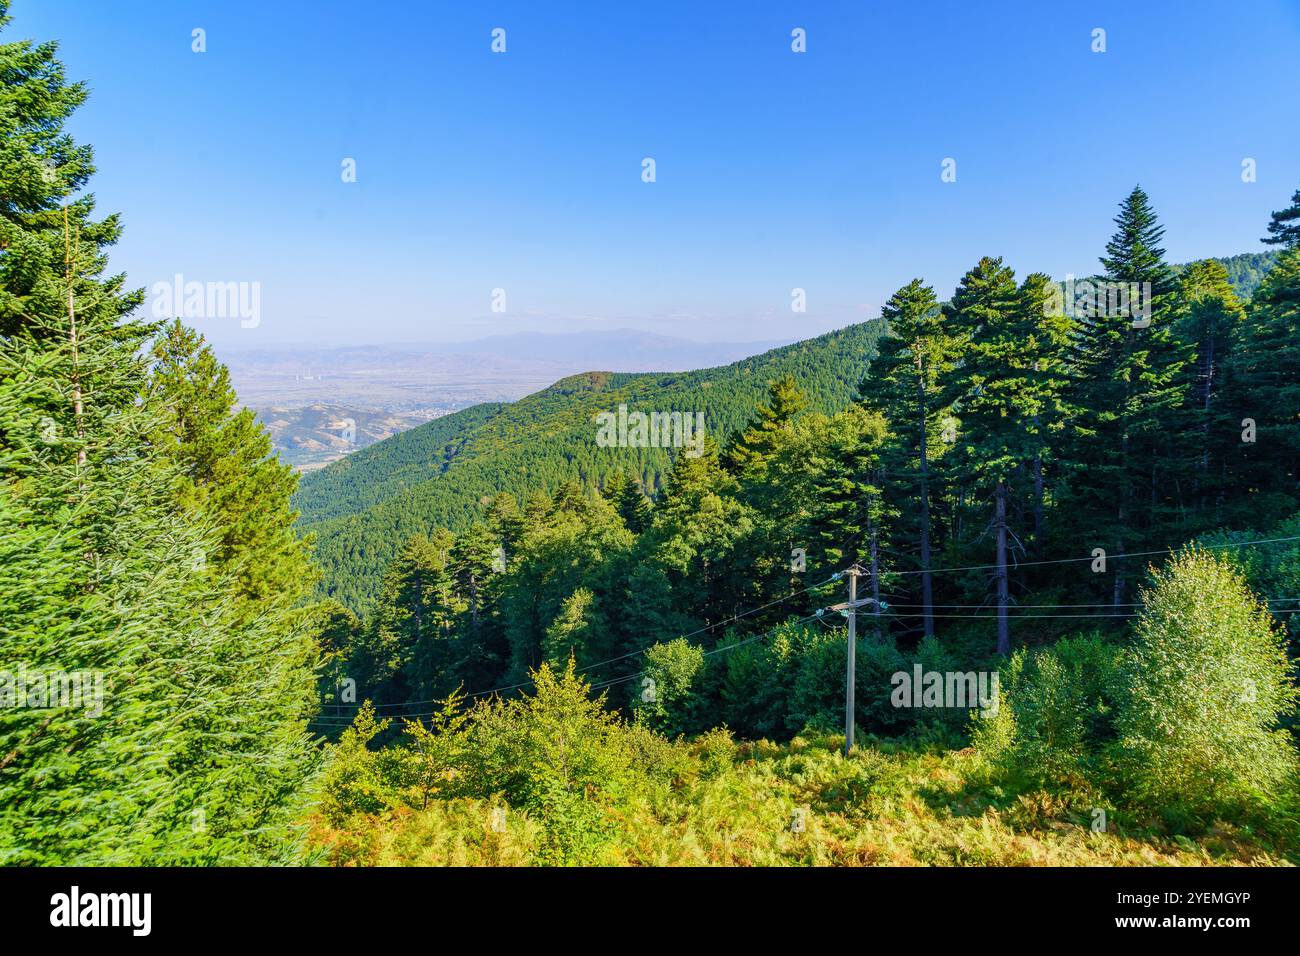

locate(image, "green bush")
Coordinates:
974 635 1119 792
1114 547 1298 817
455 660 652 863
632 638 705 736
715 623 805 739
319 702 407 825
691 726 738 780
1020 634 1117 784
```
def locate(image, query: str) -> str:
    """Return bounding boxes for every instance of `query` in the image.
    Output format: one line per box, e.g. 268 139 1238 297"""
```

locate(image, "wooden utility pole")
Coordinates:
845 568 857 755
824 570 883 757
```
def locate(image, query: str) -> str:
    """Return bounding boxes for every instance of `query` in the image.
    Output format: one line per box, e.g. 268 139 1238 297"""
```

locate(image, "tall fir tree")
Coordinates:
1175 259 1245 519
942 257 1024 654
1017 272 1077 554
862 279 965 637
801 405 892 634
1226 247 1300 517
356 532 462 705
603 469 653 534
0 3 319 862
723 373 806 476
1064 186 1194 607
144 320 318 614
648 437 756 633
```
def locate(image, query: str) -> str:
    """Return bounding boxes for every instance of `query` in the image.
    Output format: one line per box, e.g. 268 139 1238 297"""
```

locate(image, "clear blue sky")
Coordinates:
11 0 1300 347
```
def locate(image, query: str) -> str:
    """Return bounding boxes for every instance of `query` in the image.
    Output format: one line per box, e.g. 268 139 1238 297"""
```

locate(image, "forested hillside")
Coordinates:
1191 250 1280 301
298 323 885 609
300 250 1282 612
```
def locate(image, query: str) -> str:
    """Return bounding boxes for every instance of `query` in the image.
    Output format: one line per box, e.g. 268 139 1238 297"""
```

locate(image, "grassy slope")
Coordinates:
310 734 1293 866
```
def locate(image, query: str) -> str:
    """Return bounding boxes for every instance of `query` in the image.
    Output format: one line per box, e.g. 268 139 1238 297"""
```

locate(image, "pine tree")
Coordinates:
144 320 318 612
1262 185 1300 249
604 470 653 534
723 374 806 476
1016 272 1076 553
1098 187 1177 297
1175 260 1245 518
862 279 965 637
497 486 630 680
1226 247 1300 516
450 523 508 688
357 532 463 704
1065 187 1194 607
802 405 892 634
542 588 595 665
486 491 524 564
649 438 756 631
942 257 1024 654
0 4 97 340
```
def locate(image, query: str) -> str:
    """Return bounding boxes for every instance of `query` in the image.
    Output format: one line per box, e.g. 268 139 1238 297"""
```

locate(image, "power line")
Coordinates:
315 610 831 725
316 575 843 717
883 610 1138 620
882 596 1300 610
313 532 1300 725
881 534 1300 577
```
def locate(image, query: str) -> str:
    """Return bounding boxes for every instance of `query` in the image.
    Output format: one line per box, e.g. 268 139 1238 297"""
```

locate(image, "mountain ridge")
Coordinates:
296 321 886 608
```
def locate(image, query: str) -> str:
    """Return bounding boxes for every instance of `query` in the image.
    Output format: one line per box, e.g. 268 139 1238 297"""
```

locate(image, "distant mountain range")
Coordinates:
432 330 791 370
222 331 791 469
221 331 789 409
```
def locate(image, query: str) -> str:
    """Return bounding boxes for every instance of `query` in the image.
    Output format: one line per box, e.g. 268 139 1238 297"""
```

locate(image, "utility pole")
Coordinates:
845 568 857 755
822 568 886 757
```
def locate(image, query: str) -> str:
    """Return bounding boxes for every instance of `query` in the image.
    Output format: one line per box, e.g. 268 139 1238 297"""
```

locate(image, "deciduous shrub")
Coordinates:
1114 548 1298 817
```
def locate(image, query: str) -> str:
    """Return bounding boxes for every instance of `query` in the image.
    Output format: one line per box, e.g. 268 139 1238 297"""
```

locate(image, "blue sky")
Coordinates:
11 0 1300 347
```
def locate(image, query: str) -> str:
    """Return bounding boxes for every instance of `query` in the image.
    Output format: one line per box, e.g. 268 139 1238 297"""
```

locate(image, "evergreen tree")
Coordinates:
801 406 892 634
144 320 318 613
0 4 97 340
649 438 756 632
450 523 509 688
1065 186 1194 607
1227 247 1300 516
1017 272 1077 552
498 487 631 680
943 257 1024 654
542 588 595 665
0 5 319 863
1262 185 1300 249
723 373 806 476
1175 260 1245 518
604 470 653 534
486 491 524 564
358 532 462 704
862 279 965 637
